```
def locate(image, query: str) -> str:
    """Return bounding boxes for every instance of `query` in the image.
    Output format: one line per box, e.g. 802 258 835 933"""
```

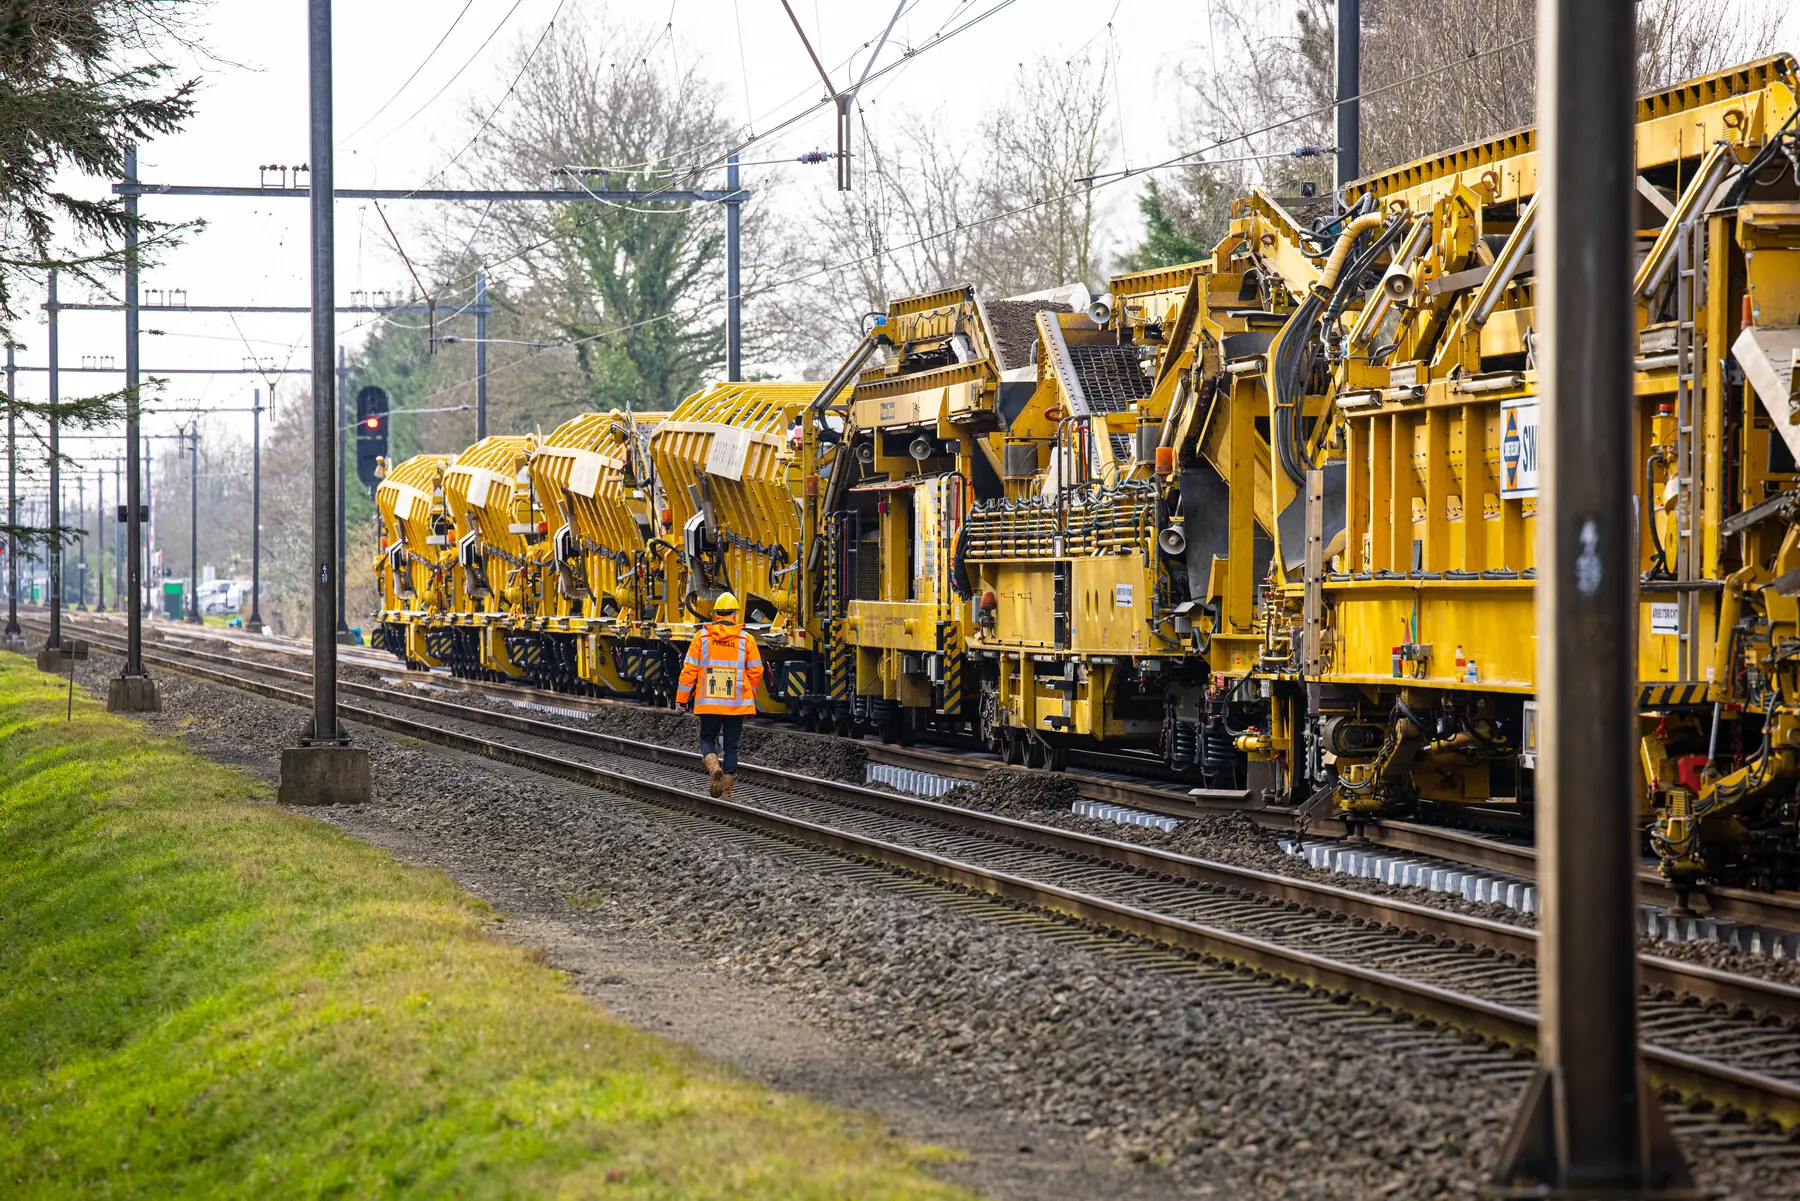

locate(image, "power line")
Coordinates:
358 0 527 151
391 34 1547 412
341 0 476 144
407 0 571 196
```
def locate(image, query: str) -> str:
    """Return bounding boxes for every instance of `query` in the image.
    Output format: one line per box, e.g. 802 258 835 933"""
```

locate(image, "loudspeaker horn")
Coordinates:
1157 526 1187 557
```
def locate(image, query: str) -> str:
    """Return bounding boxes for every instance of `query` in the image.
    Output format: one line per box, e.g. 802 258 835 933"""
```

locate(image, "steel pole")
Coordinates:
5 344 18 638
250 388 263 629
96 466 105 612
187 426 200 623
142 440 151 614
1491 0 1692 1192
113 458 122 602
336 344 349 640
123 145 146 673
75 473 86 610
1335 0 1360 195
46 269 61 651
726 155 742 381
476 270 488 438
308 0 341 741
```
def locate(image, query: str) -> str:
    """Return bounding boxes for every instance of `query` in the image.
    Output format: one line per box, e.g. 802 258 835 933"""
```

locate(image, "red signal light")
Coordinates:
364 416 380 429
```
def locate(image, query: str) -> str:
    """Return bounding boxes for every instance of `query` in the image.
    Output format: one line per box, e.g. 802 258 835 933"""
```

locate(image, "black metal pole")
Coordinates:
336 344 349 640
142 440 151 614
250 388 263 629
726 155 741 381
309 0 341 740
187 425 200 623
1335 0 1360 196
476 270 488 438
120 143 149 682
75 472 86 611
46 269 61 653
281 0 368 802
5 343 19 641
113 457 122 603
95 466 105 612
1491 0 1691 1192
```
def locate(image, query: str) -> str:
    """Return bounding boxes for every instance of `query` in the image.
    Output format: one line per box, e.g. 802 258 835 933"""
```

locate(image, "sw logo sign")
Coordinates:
1500 399 1539 499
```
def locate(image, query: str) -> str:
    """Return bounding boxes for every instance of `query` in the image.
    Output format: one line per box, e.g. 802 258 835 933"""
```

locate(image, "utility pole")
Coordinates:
1335 0 1360 197
186 424 200 624
74 472 87 611
1490 0 1692 1193
5 342 21 649
336 344 349 641
110 143 157 710
476 270 488 438
113 457 122 604
726 156 741 381
95 466 105 612
250 388 263 631
40 268 62 668
281 0 369 805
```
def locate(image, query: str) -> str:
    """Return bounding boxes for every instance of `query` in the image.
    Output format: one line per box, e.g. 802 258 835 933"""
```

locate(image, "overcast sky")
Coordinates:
18 0 1797 469
22 0 1197 465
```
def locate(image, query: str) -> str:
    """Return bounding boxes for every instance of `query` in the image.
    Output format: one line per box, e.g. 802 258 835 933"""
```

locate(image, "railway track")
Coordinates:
44 610 1800 936
35 618 1800 1137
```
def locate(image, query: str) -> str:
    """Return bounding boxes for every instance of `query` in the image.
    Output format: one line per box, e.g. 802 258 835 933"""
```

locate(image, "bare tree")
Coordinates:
795 51 1117 346
1145 0 1785 258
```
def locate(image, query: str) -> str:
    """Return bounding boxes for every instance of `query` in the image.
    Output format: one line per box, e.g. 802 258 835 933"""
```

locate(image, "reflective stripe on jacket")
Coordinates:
675 619 764 715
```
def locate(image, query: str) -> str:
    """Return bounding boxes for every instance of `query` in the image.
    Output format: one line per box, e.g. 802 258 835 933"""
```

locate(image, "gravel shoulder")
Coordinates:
55 640 1800 1199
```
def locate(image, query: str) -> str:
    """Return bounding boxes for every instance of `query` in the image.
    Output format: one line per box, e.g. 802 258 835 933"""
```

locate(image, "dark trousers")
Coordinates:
698 713 744 773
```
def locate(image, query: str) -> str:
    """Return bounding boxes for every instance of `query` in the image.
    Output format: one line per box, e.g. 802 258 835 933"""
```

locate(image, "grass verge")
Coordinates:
0 654 971 1199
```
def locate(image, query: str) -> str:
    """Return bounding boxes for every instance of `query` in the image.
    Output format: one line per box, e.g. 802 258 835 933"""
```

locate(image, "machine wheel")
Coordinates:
1001 729 1025 765
1024 735 1046 769
1043 739 1068 772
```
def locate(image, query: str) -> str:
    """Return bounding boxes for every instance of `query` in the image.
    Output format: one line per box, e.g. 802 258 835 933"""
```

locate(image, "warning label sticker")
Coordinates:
1500 399 1539 499
1650 601 1679 636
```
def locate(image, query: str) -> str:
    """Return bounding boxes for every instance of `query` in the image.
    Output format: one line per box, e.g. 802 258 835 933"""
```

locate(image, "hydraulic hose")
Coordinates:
1267 211 1389 484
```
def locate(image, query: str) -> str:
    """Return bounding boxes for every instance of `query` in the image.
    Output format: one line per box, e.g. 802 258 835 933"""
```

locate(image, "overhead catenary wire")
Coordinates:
390 31 1552 414
340 0 476 144
355 0 527 152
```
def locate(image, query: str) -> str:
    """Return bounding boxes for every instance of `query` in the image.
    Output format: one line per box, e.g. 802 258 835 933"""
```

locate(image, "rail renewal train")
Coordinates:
373 55 1800 889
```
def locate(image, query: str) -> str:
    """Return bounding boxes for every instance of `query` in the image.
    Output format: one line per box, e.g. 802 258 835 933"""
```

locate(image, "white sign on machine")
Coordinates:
1650 601 1680 636
1499 399 1539 499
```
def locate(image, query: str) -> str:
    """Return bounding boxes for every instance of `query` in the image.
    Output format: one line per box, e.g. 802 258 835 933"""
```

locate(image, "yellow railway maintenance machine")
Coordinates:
373 452 454 668
525 410 666 695
813 287 1069 745
651 380 836 717
434 434 543 681
1215 55 1800 888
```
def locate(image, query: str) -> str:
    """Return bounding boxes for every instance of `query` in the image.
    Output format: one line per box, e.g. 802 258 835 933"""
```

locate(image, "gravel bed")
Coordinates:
84 617 1800 992
53 647 1800 1200
63 619 1800 991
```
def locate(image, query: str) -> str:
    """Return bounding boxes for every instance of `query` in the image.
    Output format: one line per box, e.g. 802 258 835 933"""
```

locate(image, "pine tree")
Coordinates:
1118 179 1213 274
0 0 198 556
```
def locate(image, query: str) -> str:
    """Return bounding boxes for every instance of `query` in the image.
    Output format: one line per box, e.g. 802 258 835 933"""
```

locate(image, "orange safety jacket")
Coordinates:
676 619 764 715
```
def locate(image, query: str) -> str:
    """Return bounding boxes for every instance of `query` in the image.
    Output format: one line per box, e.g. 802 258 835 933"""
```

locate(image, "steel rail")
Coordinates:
40 622 1800 1128
43 618 1800 1024
40 612 1800 935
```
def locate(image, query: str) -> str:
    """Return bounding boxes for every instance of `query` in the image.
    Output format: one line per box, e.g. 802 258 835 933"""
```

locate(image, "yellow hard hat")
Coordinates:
713 592 741 613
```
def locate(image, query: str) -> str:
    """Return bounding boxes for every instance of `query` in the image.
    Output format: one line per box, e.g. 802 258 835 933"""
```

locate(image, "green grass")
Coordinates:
0 655 973 1199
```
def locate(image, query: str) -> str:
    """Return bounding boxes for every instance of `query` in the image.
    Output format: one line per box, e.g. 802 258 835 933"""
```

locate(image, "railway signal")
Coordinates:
355 384 388 491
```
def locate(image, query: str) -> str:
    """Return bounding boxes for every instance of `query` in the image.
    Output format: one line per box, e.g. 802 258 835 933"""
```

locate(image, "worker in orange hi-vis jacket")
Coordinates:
675 591 764 799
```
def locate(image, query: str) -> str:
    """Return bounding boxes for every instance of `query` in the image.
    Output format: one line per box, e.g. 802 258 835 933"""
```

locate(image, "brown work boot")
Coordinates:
720 773 736 800
703 751 721 778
